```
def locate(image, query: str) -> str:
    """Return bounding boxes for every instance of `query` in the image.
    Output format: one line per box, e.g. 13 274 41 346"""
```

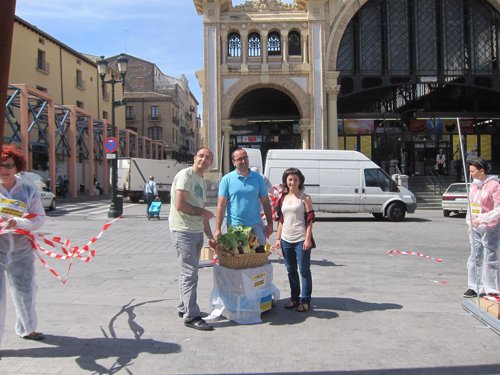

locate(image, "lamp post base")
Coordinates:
108 195 123 218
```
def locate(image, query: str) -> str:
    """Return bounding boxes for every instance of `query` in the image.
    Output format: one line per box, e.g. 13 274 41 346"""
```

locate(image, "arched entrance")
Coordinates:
229 87 301 166
334 0 500 176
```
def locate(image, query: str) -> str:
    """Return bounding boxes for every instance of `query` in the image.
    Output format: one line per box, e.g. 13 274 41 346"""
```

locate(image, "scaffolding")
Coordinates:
4 83 163 197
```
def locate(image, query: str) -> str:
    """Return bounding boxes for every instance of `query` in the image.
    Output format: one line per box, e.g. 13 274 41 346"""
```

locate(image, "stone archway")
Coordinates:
219 75 312 172
221 75 310 120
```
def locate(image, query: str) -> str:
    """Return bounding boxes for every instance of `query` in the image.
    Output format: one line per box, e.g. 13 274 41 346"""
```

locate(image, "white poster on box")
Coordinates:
208 264 280 324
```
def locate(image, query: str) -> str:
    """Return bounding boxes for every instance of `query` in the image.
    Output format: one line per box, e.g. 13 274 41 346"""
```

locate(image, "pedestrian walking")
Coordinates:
169 148 216 331
144 176 157 218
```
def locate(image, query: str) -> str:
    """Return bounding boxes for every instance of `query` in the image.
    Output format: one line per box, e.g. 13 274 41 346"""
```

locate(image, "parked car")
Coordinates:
20 172 56 211
442 183 469 217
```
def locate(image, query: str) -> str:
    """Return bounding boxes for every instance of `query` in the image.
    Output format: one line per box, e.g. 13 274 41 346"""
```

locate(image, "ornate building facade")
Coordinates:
194 0 500 177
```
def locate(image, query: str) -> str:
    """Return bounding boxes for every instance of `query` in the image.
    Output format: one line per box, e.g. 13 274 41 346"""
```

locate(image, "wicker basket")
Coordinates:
218 251 269 269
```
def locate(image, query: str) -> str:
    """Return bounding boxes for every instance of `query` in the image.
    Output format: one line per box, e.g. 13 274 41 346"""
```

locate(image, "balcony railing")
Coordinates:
148 115 161 121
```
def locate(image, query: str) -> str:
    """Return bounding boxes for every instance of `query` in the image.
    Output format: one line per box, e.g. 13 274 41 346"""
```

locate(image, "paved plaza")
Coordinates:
1 200 500 375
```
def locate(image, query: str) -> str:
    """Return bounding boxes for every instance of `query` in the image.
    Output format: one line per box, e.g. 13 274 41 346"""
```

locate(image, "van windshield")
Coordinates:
364 168 398 192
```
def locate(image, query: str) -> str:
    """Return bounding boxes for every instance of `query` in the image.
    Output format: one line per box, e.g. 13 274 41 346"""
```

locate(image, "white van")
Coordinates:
242 147 263 172
264 149 417 221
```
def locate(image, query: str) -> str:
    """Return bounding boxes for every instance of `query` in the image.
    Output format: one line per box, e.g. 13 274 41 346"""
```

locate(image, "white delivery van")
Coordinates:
264 149 417 221
242 147 263 173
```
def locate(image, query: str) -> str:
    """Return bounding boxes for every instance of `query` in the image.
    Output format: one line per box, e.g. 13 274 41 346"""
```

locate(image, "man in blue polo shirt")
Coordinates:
215 148 273 246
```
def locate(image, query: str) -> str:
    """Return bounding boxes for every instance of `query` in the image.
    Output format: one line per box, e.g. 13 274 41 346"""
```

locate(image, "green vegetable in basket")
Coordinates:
227 225 254 254
217 231 239 255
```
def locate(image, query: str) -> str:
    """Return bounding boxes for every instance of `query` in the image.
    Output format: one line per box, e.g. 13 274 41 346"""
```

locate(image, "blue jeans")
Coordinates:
281 239 312 303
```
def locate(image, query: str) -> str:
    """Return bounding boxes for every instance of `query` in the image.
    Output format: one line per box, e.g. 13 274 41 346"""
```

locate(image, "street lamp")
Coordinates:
97 54 128 218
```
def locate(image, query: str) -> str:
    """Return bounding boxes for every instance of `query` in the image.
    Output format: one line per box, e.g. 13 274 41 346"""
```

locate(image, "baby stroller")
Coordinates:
148 199 162 220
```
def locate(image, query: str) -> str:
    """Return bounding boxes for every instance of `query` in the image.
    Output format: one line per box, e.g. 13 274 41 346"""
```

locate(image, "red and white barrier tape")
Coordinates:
260 185 283 222
0 215 120 284
483 294 500 303
386 250 443 263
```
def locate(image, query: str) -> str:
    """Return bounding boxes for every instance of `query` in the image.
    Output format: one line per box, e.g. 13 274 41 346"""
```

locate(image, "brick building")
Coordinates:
108 54 201 162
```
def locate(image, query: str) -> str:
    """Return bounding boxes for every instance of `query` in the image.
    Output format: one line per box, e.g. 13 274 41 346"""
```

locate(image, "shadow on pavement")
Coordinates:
172 366 500 375
264 297 402 326
0 335 181 374
315 216 431 223
0 298 180 374
269 258 344 267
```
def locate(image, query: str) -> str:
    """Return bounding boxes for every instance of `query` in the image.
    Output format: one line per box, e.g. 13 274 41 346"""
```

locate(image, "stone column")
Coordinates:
301 31 308 64
281 29 289 72
261 30 268 63
281 30 288 63
300 120 311 149
241 29 248 71
222 125 232 174
326 84 341 150
221 31 228 67
207 26 219 168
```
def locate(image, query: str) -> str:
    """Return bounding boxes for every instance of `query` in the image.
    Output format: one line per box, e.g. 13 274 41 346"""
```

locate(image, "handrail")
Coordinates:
429 170 448 194
426 175 439 195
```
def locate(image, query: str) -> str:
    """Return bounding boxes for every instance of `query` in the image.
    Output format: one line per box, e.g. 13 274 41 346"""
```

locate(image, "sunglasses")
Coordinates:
233 156 248 162
0 163 16 169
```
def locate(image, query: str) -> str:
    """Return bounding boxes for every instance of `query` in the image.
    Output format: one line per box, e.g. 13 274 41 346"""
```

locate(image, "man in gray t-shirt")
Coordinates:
169 147 215 331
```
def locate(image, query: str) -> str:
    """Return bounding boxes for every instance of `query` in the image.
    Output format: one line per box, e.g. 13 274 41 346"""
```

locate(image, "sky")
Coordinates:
14 0 295 113
13 0 210 111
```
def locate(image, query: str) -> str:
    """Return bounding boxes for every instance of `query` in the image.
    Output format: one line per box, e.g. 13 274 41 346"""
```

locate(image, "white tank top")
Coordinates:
281 193 306 243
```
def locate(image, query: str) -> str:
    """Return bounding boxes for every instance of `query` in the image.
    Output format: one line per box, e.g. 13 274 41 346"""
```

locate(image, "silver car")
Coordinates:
21 172 57 211
441 183 469 217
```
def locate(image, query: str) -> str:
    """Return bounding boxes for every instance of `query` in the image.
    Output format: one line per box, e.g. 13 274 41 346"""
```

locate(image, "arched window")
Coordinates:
248 32 261 57
228 32 241 57
268 31 281 56
288 31 301 56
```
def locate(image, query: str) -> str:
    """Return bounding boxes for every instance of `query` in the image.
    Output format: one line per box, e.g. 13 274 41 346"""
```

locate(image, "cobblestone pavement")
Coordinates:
1 201 499 375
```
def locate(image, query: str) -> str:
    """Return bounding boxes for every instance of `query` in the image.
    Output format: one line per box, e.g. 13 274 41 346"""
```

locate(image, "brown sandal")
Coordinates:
297 302 310 312
284 300 300 309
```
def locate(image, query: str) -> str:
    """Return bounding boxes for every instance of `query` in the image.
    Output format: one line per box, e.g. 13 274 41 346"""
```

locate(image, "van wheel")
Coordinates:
443 210 450 217
387 203 406 222
372 213 385 220
49 198 56 211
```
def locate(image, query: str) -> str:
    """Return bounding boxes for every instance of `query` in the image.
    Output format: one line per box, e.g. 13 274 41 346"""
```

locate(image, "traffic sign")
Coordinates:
105 137 118 153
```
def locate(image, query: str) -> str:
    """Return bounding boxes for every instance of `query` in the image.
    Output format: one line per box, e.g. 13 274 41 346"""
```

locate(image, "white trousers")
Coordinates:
467 224 500 295
0 252 38 346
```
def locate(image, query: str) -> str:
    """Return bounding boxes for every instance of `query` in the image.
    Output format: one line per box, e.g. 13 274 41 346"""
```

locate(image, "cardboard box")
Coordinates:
479 298 500 319
200 246 215 261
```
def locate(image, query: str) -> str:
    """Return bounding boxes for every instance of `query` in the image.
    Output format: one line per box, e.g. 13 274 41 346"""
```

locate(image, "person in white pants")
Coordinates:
0 145 46 345
463 158 500 298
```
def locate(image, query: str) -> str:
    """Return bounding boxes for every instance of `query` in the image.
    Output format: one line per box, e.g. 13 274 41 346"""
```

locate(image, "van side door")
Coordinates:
362 168 398 212
319 162 363 213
